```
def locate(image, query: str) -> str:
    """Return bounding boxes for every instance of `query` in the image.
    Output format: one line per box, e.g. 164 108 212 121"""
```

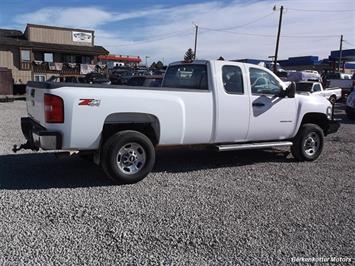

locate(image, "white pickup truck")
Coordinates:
17 60 340 184
295 81 342 104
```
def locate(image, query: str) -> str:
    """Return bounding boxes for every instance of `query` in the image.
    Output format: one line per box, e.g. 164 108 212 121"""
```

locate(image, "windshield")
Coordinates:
296 83 313 92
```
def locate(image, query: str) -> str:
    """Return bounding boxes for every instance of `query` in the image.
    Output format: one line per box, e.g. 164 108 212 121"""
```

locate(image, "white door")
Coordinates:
247 67 297 141
213 62 250 143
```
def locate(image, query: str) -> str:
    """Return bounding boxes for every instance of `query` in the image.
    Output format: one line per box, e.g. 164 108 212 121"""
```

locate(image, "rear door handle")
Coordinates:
252 102 265 107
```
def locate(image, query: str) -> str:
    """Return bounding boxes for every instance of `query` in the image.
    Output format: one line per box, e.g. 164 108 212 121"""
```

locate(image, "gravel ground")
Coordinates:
0 101 354 265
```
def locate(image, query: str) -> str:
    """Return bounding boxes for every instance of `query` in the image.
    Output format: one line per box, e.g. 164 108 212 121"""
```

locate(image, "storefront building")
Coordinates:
0 24 109 92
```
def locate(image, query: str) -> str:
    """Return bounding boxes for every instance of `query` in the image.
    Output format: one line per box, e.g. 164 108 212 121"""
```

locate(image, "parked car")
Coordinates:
85 72 111 85
326 72 355 99
345 90 355 119
47 75 86 83
288 70 322 82
48 73 111 85
127 75 163 87
295 81 342 104
17 60 339 184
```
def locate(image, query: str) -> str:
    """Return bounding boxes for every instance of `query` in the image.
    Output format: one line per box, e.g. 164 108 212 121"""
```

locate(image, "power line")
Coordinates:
98 12 276 49
217 12 275 31
287 7 355 13
343 40 355 47
102 31 193 48
199 27 339 39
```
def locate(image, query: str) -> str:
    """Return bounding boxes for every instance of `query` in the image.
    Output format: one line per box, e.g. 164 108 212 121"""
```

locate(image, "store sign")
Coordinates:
72 31 92 43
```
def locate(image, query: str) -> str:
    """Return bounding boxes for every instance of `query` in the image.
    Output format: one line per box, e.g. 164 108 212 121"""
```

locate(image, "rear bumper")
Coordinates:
21 117 62 150
325 120 340 135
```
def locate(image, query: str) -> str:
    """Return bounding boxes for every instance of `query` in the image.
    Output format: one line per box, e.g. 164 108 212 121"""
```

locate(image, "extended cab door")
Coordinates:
247 66 297 141
213 61 250 142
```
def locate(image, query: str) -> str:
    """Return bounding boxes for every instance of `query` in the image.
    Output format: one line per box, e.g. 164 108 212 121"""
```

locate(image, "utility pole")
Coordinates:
145 56 150 68
338 34 343 72
193 24 199 60
273 5 284 73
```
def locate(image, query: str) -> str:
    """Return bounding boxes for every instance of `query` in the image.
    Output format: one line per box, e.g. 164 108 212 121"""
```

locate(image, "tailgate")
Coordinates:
26 82 48 125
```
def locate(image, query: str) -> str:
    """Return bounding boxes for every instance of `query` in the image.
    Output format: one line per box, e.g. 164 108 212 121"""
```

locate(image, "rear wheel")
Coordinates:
101 130 155 184
291 124 324 161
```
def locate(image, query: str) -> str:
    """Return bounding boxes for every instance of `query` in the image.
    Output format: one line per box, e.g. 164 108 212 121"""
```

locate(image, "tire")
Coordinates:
329 95 336 105
291 124 324 161
101 130 155 184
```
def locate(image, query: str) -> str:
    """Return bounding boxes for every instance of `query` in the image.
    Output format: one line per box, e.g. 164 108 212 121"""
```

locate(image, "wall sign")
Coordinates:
72 31 92 43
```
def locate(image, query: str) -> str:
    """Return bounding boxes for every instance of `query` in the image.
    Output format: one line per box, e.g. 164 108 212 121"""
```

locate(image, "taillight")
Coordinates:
44 93 64 123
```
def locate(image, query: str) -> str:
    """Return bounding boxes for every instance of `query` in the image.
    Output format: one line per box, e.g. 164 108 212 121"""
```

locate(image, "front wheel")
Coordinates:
101 131 156 184
291 124 324 161
328 95 337 104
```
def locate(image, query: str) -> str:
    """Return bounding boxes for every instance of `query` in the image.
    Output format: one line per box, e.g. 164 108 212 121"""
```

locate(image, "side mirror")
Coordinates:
286 82 296 98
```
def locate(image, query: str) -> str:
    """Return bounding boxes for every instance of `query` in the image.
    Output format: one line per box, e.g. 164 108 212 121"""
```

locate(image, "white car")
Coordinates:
295 81 342 104
17 60 340 183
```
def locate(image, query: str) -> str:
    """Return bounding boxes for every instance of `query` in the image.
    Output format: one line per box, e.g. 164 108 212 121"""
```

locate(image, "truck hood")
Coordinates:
296 94 332 117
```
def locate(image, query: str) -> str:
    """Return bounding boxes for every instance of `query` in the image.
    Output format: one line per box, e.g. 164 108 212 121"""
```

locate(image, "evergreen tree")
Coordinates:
184 48 194 61
156 61 164 69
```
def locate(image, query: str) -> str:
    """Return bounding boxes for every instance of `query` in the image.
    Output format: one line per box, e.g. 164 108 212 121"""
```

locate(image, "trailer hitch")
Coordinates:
12 141 38 153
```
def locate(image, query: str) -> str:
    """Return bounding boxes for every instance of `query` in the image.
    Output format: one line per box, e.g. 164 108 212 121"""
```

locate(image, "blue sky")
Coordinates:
0 0 354 63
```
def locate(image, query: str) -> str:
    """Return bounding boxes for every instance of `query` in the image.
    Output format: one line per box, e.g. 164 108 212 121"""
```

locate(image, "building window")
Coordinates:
34 74 46 82
20 49 31 70
44 53 53 63
82 56 91 64
20 50 31 62
64 55 77 63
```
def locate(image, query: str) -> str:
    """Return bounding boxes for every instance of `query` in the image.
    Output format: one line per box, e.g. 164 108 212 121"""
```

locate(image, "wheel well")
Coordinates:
301 113 328 133
102 113 160 146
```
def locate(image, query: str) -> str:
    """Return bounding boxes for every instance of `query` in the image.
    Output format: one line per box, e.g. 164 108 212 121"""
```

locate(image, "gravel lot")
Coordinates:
0 101 354 265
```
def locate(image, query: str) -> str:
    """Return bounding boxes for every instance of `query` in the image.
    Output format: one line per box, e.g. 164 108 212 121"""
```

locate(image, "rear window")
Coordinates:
296 83 313 92
162 64 208 90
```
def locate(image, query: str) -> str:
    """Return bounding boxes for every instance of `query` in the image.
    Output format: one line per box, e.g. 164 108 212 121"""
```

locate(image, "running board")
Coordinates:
216 141 293 151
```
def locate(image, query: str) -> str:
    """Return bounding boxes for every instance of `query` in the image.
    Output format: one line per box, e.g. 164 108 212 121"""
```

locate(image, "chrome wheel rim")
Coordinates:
303 132 320 157
117 143 146 175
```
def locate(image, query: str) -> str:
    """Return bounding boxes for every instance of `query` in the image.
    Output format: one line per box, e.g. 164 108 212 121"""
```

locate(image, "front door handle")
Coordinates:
252 102 265 107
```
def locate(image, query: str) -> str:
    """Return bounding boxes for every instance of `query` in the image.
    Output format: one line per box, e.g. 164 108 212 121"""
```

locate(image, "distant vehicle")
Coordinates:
288 71 322 82
345 90 355 119
295 81 342 104
127 75 163 87
47 75 86 83
48 73 111 85
85 72 111 85
326 72 355 98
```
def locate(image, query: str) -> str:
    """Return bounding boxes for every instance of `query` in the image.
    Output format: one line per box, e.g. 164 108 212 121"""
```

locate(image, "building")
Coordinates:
328 49 355 73
98 54 142 68
0 24 109 92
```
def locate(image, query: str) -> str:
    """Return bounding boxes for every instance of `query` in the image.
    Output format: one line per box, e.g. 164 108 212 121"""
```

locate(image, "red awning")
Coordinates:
98 55 141 63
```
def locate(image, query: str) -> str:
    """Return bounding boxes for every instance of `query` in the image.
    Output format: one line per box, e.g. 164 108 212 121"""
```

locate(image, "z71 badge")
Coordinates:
79 99 101 106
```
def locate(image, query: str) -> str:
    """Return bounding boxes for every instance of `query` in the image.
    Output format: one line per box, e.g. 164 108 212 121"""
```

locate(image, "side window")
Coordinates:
222 65 244 94
313 84 321 92
162 64 208 90
249 68 281 95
